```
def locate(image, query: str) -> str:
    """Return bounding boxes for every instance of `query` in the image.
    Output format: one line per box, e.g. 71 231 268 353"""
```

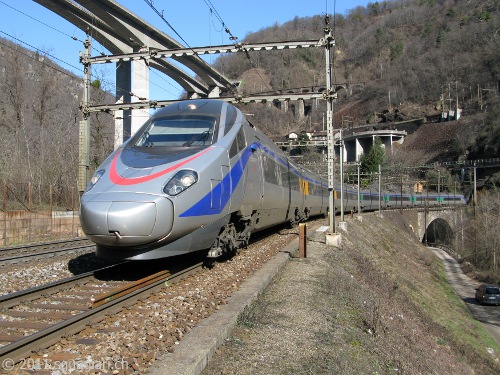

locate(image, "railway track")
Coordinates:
0 238 95 266
0 259 203 365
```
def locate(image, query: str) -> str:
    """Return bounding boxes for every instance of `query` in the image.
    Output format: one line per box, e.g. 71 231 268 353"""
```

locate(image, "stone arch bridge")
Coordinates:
396 207 468 248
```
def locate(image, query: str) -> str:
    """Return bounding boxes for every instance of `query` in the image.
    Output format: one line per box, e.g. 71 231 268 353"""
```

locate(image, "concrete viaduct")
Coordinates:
342 129 406 162
34 0 237 145
34 0 338 150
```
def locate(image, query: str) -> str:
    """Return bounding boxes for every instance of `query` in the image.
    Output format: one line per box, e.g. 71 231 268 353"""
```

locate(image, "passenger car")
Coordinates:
475 284 500 306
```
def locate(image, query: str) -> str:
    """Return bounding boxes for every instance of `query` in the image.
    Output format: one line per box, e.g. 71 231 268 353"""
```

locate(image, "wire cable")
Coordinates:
142 0 240 96
0 37 82 79
199 0 272 92
0 0 84 43
202 0 238 41
143 0 192 49
0 30 82 72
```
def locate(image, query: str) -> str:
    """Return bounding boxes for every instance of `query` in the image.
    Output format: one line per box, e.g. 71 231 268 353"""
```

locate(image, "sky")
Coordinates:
0 0 371 100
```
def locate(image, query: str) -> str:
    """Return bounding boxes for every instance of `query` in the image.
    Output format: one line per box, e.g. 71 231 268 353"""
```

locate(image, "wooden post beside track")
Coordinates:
299 223 307 258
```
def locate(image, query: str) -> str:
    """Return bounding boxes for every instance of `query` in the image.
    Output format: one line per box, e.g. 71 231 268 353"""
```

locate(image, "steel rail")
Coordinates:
0 244 95 265
0 238 88 252
0 266 117 308
0 262 203 364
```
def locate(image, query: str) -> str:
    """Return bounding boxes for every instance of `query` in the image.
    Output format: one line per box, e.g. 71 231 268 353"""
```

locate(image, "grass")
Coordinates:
413 259 500 355
202 214 500 375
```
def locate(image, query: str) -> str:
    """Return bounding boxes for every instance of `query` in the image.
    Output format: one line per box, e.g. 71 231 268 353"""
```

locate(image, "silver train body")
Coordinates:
79 99 466 260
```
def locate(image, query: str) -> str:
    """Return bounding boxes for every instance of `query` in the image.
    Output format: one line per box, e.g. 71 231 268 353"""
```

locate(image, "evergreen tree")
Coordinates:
360 136 385 173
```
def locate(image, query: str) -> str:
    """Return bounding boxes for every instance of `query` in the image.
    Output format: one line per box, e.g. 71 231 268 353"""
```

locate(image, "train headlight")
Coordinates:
85 169 105 192
164 170 198 196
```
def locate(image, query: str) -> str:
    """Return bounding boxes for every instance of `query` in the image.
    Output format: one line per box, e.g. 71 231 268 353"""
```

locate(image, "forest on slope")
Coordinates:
216 0 500 161
1 0 499 206
212 0 500 280
0 37 114 207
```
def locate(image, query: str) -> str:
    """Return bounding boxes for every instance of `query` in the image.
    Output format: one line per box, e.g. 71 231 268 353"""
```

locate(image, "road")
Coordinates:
430 247 500 345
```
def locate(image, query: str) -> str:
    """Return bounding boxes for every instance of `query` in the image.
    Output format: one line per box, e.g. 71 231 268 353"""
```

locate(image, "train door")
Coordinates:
285 161 292 221
209 154 231 216
221 163 231 214
242 144 264 210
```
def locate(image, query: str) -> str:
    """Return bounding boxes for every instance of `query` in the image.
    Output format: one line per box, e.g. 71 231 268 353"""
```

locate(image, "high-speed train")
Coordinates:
79 99 466 260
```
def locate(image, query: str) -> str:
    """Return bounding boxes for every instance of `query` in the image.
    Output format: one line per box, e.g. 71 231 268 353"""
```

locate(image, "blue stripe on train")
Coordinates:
179 144 254 217
180 142 328 217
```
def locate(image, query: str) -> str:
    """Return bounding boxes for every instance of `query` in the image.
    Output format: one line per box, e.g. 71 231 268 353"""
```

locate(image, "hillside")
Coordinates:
203 213 500 374
0 37 115 206
217 0 500 161
1 0 499 204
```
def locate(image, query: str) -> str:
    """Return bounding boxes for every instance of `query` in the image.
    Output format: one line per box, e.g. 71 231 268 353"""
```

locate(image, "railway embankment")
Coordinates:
198 212 500 375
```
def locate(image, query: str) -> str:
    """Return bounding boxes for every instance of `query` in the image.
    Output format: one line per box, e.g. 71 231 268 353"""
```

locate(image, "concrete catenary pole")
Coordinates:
340 129 345 222
378 164 382 214
78 35 91 194
357 163 361 215
324 17 336 234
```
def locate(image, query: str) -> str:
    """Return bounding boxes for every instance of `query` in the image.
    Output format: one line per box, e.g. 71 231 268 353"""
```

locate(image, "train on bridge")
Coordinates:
79 99 467 260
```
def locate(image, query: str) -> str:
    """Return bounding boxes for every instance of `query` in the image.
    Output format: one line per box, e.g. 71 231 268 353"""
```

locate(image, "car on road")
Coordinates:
475 284 500 306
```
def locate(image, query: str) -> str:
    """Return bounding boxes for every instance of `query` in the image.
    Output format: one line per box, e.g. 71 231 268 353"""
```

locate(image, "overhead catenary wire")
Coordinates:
202 0 238 41
201 0 273 94
142 0 240 96
0 37 81 80
0 30 113 99
146 0 272 94
0 0 115 60
1 0 216 100
0 30 82 73
0 0 83 43
0 29 157 117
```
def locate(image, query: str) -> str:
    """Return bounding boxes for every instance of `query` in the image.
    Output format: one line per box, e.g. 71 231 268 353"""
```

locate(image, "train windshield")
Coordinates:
134 115 218 148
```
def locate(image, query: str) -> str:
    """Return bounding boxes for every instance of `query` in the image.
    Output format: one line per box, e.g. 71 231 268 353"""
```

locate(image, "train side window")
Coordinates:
279 164 290 188
223 105 238 135
229 139 239 158
290 172 300 191
309 183 314 196
228 127 246 158
237 127 246 150
263 155 279 185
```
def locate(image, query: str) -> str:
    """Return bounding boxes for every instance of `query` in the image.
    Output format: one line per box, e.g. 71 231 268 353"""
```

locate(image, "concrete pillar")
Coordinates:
115 61 132 148
282 100 289 113
131 57 150 136
343 139 349 162
355 138 362 161
208 86 220 98
297 99 305 118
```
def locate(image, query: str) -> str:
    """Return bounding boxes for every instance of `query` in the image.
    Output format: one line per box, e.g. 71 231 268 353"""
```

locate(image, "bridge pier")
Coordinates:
131 55 150 136
114 59 150 148
115 61 132 148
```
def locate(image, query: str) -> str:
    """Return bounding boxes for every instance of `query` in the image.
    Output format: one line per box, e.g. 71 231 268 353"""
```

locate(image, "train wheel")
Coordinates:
207 223 238 258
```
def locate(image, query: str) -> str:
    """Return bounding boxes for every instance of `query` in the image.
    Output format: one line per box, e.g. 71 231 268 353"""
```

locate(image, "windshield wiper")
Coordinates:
183 130 210 147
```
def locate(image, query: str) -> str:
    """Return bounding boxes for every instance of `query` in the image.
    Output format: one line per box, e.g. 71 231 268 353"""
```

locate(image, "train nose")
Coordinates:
80 193 173 246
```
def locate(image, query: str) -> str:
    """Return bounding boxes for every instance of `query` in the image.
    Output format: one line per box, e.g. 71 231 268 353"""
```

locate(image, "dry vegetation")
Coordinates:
1 0 499 206
217 0 500 145
0 38 115 208
203 213 500 374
